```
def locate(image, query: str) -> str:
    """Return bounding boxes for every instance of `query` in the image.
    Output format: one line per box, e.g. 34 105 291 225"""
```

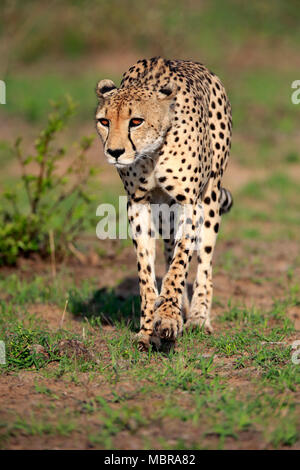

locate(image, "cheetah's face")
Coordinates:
95 80 177 168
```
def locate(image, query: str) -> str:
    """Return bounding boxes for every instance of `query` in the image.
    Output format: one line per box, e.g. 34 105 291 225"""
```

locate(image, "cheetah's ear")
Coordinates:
157 81 177 100
96 79 117 101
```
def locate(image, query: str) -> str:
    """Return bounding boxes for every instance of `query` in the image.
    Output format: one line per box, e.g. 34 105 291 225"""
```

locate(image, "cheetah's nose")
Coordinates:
107 148 125 160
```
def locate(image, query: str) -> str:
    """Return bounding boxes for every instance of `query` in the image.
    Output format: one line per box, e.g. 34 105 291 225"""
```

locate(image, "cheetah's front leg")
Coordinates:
153 202 203 343
128 199 159 351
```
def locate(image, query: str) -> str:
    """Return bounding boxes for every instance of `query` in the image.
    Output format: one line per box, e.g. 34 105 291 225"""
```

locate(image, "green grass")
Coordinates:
2 0 300 65
229 68 300 134
221 172 300 241
3 73 119 124
0 269 299 449
4 412 76 440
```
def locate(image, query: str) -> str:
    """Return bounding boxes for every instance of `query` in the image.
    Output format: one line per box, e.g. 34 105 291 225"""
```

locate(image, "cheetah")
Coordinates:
95 57 233 351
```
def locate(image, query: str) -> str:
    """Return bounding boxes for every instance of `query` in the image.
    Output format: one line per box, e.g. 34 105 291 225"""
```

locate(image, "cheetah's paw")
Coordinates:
134 332 151 351
153 297 183 342
134 331 162 352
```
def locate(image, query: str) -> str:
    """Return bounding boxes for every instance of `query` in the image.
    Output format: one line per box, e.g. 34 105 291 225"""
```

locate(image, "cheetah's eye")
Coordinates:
98 118 110 127
129 118 144 128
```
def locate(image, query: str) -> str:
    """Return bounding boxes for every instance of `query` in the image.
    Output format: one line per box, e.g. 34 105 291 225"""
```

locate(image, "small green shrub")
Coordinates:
0 96 98 265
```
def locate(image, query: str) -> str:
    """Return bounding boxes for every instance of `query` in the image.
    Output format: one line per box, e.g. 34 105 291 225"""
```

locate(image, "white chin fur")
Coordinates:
115 162 132 169
107 158 130 167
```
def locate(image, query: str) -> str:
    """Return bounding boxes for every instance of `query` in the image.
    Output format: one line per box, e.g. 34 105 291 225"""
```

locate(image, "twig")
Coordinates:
15 138 33 210
49 229 56 279
59 298 69 328
260 341 286 345
68 242 87 264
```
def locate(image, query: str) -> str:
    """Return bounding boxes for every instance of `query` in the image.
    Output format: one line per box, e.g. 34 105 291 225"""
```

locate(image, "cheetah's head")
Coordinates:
95 79 177 168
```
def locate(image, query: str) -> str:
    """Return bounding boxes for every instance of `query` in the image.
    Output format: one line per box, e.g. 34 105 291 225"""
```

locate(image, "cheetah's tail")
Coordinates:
219 188 233 215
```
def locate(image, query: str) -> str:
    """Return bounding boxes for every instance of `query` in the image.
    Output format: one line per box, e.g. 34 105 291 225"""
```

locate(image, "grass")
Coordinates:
0 267 299 449
4 412 76 440
220 172 300 241
2 0 300 65
3 73 119 124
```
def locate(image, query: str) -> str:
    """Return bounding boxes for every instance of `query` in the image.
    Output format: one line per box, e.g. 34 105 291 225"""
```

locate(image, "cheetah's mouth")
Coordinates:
107 156 134 168
112 155 143 169
114 162 131 169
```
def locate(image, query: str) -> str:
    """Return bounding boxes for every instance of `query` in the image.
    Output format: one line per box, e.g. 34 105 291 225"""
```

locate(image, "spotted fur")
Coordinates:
95 57 233 350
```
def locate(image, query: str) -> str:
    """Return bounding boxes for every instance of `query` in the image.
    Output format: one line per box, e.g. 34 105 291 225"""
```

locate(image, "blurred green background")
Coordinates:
0 0 300 242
